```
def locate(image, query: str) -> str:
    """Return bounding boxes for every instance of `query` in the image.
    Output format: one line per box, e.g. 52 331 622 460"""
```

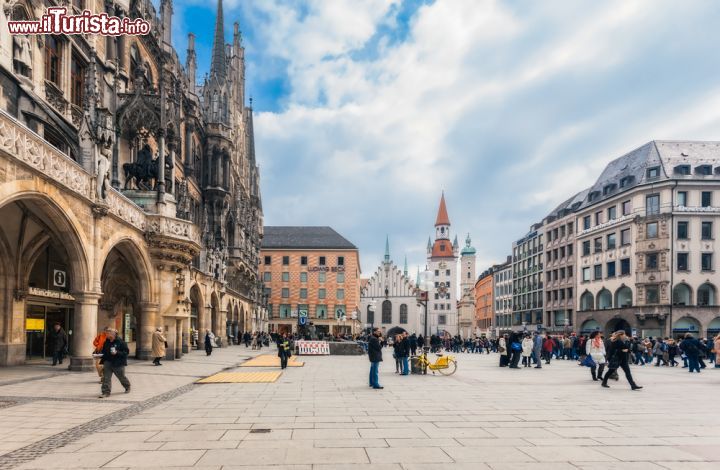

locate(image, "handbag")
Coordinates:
581 355 596 367
498 346 505 353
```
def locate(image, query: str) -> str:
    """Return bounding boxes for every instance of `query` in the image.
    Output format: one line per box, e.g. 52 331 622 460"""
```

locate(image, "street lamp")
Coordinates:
416 268 434 347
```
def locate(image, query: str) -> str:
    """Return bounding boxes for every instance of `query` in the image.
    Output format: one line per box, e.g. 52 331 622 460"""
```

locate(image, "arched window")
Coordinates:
366 305 374 325
615 286 633 308
399 304 408 324
597 289 612 309
580 291 594 311
698 283 717 306
673 283 692 306
381 300 392 324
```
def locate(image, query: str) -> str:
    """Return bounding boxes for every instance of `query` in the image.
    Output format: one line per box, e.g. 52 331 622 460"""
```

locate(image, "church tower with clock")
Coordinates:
426 192 460 336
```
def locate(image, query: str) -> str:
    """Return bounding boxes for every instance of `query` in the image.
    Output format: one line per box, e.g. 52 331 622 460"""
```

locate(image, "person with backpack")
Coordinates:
653 338 668 366
680 333 703 373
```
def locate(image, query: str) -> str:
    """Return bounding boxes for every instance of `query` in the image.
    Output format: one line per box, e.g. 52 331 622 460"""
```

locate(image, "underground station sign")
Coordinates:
296 340 330 355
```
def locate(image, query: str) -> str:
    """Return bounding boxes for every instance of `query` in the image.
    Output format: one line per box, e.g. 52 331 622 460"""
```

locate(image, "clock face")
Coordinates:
439 261 447 269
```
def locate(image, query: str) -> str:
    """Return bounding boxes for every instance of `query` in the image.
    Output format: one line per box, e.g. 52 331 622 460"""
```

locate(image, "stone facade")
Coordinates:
0 0 263 367
457 235 476 338
426 193 459 336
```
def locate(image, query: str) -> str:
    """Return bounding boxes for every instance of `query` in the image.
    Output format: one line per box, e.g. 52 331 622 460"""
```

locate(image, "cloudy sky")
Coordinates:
171 0 720 276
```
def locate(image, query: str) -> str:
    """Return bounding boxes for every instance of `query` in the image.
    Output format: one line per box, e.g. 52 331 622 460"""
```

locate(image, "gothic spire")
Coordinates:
435 191 450 226
404 256 408 277
384 235 390 262
210 0 227 81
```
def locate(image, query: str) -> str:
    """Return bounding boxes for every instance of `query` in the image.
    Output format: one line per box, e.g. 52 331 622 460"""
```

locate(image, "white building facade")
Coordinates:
458 235 477 338
360 238 423 336
427 194 460 336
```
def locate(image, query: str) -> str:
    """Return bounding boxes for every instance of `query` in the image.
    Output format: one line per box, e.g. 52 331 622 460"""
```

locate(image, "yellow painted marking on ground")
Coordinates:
196 371 282 383
239 354 304 367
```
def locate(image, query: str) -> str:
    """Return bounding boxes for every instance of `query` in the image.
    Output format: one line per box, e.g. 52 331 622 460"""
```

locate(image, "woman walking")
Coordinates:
498 334 509 367
152 327 166 366
601 330 642 390
521 335 533 367
586 331 606 381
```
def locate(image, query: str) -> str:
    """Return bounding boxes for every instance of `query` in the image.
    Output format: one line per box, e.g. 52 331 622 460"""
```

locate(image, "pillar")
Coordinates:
137 301 159 360
164 318 176 360
181 318 189 354
69 292 101 371
175 318 182 359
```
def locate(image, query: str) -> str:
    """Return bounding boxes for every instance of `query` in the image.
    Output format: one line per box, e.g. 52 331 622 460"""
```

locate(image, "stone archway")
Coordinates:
0 194 91 367
210 291 220 336
189 284 204 349
605 318 632 337
672 316 702 338
100 239 153 359
233 304 240 343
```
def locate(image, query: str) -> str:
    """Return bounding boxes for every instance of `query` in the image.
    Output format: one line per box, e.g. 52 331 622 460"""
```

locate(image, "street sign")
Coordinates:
53 269 66 288
298 316 307 326
536 324 542 332
299 309 308 318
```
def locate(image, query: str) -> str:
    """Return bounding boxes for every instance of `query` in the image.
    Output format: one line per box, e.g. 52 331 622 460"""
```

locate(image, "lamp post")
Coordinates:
416 268 434 347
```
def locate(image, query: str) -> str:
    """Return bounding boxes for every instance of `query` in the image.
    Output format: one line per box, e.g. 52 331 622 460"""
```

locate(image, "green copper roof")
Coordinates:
461 233 476 255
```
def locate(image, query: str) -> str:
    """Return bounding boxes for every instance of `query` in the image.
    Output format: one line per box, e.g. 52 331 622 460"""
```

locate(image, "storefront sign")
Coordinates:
28 287 74 301
296 340 330 355
53 269 66 288
308 266 346 272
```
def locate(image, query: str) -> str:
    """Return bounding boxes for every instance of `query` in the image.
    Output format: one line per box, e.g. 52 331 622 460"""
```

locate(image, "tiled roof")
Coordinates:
435 193 451 226
261 226 357 250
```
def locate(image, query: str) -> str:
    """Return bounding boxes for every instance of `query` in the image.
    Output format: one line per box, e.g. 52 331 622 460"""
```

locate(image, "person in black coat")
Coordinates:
98 328 131 398
48 322 68 366
276 333 292 369
204 330 213 356
368 328 383 389
399 333 411 375
680 333 703 373
409 333 418 356
508 332 522 369
602 330 642 390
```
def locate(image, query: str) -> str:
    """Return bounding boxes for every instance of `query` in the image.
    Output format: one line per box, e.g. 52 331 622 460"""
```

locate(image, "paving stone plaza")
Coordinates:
0 346 719 469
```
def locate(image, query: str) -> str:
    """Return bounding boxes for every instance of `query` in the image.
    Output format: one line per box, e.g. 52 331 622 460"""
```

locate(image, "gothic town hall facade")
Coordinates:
0 0 265 368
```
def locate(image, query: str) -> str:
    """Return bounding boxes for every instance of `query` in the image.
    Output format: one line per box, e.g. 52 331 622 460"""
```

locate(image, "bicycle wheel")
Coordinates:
437 358 457 376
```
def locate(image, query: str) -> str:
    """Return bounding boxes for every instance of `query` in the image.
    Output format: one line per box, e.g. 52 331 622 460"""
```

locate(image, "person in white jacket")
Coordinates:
586 331 607 381
521 335 534 367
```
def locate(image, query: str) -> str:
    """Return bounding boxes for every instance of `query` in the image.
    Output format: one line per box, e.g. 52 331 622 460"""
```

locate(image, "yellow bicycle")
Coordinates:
416 348 457 375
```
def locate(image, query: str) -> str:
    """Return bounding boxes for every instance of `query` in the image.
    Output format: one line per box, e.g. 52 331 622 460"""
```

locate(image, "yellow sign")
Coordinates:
26 317 45 331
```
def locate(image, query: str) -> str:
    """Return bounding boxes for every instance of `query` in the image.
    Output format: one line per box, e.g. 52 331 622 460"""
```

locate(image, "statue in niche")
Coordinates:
123 143 156 190
13 35 32 76
96 144 111 199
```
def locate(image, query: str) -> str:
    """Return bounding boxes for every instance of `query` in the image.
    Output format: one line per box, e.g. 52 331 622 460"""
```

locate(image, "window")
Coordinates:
583 216 591 230
337 273 345 283
701 191 712 207
300 256 308 266
434 270 439 276
382 300 392 323
568 244 573 256
263 272 271 282
677 221 689 239
316 305 327 319
319 256 326 266
607 261 616 278
621 228 631 246
264 256 271 265
620 258 631 275
594 264 602 280
318 288 326 299
45 36 62 85
595 211 603 225
646 222 658 239
318 272 326 283
701 253 713 271
622 200 632 215
267 304 273 318
399 304 408 324
337 289 345 300
366 307 374 324
281 288 289 298
607 206 617 221
646 285 659 304
582 267 590 282
446 269 451 276
440 245 445 252
646 253 658 270
299 288 307 299
279 304 291 318
282 272 290 282
620 176 634 188
647 167 660 179
594 237 602 253
677 191 687 207
677 253 689 271
71 53 86 107
282 256 290 266
264 288 271 298
337 256 344 266
438 315 447 325
675 165 691 175
607 233 616 250
334 305 346 319
646 194 660 215
300 272 307 283
701 221 713 240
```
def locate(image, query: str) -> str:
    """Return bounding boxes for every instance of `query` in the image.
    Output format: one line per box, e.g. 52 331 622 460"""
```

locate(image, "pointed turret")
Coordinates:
435 191 450 226
210 0 227 81
416 267 420 288
404 256 408 277
427 236 432 253
384 235 390 262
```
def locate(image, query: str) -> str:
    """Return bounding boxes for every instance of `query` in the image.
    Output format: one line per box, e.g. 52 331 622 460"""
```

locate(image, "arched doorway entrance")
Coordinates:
233 304 240 344
0 195 89 367
672 316 702 339
210 292 220 337
707 317 720 339
100 240 151 359
226 300 233 344
189 284 204 349
605 318 631 337
580 319 601 335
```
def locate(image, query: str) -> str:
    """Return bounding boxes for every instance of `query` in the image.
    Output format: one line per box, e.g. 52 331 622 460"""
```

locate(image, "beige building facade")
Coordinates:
0 1 263 368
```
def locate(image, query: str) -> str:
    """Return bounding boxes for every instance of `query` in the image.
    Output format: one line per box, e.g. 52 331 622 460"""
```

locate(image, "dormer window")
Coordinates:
619 175 635 188
696 165 712 176
646 166 660 179
588 191 600 202
602 184 616 195
674 165 691 175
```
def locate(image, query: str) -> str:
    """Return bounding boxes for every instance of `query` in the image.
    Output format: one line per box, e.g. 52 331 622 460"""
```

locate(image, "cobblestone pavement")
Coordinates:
2 348 720 469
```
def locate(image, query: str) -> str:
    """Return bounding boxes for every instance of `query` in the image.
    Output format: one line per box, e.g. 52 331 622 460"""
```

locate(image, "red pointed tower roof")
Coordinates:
435 192 451 226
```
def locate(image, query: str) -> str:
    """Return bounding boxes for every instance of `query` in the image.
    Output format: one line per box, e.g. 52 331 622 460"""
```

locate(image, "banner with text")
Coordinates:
296 340 330 355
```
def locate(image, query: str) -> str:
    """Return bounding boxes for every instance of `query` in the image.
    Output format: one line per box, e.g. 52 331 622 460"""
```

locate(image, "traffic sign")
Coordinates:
298 316 307 326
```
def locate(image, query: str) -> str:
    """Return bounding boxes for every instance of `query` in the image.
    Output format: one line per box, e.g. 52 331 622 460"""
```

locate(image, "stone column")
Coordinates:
181 317 189 354
70 292 101 371
164 319 176 360
137 302 159 360
175 318 182 358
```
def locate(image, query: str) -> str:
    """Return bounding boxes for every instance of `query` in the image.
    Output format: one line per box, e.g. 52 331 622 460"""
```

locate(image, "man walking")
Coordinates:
277 333 292 369
400 332 410 375
48 322 68 366
98 328 131 398
152 327 166 366
532 331 543 368
368 328 384 389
